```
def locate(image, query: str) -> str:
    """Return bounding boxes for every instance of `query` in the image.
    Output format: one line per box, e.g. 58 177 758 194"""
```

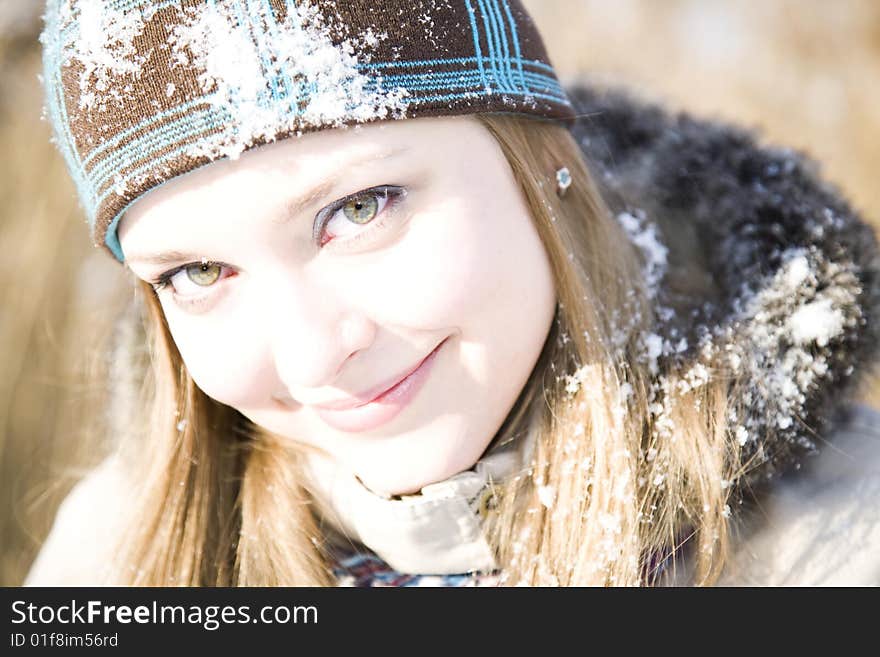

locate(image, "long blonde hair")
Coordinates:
108 114 744 586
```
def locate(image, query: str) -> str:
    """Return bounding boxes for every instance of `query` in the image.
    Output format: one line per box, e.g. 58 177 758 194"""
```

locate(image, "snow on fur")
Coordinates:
723 247 860 441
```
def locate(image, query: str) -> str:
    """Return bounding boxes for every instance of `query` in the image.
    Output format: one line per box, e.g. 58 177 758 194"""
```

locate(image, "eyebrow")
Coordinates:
125 146 409 267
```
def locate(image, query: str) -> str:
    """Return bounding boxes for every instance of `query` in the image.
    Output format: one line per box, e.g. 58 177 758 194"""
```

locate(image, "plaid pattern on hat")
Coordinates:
41 0 576 262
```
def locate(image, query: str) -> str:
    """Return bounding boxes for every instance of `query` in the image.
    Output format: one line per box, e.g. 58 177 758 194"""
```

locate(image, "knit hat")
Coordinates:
40 0 576 263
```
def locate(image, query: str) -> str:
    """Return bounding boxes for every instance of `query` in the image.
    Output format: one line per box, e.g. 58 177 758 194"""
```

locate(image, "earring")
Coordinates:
556 166 572 197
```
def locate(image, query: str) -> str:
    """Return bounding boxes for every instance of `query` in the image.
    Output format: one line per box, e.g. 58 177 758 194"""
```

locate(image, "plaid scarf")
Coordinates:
332 550 502 587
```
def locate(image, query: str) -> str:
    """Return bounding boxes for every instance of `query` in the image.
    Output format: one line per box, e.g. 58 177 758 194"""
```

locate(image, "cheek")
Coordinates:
365 187 554 330
162 305 275 407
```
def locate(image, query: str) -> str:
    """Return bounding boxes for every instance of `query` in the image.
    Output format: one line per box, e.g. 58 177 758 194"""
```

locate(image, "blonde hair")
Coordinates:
108 114 744 586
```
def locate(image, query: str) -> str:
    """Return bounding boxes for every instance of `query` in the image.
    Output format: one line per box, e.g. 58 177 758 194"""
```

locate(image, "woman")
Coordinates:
27 0 880 586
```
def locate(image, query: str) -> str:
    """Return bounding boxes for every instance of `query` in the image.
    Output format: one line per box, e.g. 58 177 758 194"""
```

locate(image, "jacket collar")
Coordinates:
301 417 537 575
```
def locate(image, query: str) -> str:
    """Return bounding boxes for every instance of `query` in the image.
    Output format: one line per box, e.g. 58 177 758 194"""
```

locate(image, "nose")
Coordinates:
269 276 377 396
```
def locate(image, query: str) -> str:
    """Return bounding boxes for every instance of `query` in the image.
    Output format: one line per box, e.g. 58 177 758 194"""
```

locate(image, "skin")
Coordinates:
119 115 557 497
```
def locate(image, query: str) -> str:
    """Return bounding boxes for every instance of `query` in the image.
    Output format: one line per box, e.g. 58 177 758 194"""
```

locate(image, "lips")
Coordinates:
312 346 436 412
313 338 447 433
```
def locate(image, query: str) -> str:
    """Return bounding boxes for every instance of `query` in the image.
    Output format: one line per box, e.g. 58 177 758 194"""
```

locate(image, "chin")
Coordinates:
354 462 445 498
353 440 484 498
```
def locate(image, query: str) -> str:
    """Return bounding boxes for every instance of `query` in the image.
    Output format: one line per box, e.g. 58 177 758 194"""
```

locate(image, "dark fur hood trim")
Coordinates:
566 84 880 485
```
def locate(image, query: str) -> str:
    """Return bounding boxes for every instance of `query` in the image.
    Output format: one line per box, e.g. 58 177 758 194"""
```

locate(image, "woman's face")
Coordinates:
119 115 557 496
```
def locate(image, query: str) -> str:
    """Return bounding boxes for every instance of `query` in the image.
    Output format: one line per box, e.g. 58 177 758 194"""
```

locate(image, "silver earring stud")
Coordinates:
556 166 572 197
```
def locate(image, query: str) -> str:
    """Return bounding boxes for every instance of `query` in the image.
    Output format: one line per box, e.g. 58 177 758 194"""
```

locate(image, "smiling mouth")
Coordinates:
312 337 448 433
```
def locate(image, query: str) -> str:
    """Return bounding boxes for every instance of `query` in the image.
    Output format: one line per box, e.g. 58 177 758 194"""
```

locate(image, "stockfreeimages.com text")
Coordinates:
11 599 317 631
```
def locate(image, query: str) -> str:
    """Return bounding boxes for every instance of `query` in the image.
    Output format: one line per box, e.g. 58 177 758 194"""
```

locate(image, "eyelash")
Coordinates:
149 184 407 305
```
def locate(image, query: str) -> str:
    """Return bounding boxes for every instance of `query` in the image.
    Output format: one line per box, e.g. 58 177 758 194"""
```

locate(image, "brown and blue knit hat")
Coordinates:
41 0 576 262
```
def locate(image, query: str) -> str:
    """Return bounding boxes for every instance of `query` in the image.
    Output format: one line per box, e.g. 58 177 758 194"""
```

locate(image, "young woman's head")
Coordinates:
42 0 742 585
101 112 740 587
118 114 557 498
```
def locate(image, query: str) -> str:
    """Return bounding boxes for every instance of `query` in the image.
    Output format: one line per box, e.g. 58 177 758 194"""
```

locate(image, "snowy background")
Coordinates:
1 0 878 585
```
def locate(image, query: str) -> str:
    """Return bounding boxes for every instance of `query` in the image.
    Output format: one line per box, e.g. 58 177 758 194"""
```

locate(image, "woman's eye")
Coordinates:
318 185 405 247
342 194 379 225
153 261 229 296
184 262 222 286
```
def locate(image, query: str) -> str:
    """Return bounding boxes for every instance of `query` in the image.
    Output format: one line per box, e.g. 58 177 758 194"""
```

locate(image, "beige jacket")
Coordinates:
24 403 880 586
717 403 880 585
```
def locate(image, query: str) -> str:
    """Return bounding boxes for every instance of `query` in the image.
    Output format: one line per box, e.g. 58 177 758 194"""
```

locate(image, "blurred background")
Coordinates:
2 1 879 585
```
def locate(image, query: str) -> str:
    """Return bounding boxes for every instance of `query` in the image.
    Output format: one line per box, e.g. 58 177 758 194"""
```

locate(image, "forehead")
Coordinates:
117 114 490 257
123 115 479 216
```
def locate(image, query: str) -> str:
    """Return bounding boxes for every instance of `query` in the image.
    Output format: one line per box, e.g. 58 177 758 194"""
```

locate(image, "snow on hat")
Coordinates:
40 0 576 262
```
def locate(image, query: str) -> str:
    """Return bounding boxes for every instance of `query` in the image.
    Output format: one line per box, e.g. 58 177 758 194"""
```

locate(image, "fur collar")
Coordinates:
567 84 880 487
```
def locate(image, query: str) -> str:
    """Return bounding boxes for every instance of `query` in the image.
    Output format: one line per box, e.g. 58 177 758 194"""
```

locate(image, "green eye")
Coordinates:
184 262 222 286
342 194 379 224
